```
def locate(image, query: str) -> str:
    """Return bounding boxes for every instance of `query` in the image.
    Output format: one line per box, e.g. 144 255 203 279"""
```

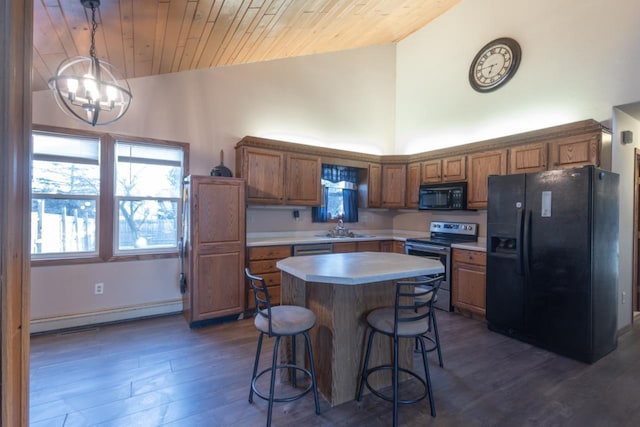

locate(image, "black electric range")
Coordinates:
405 221 479 311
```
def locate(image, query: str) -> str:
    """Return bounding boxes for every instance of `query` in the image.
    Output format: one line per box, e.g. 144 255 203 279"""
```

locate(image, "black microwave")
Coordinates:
418 182 468 210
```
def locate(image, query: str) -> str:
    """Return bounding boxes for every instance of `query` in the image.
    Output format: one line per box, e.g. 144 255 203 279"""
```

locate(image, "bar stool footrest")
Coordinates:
251 364 315 403
362 364 428 405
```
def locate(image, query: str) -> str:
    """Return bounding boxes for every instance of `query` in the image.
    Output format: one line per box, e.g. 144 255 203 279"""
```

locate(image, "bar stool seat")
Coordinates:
254 305 316 335
357 275 443 427
245 268 320 427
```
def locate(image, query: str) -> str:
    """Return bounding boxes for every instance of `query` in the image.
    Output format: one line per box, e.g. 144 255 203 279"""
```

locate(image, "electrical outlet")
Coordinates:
622 291 626 304
95 282 104 295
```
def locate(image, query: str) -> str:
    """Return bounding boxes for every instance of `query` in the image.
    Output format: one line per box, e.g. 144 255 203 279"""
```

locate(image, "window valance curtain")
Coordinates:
322 164 359 184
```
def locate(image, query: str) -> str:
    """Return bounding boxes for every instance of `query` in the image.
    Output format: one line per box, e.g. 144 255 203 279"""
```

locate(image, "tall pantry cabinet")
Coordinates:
181 175 246 327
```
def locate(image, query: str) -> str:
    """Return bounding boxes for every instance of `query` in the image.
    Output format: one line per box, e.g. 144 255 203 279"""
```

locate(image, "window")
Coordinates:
31 132 100 258
31 127 188 264
312 165 359 223
114 141 183 254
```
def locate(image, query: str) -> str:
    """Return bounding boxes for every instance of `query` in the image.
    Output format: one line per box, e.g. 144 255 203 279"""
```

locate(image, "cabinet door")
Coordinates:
452 261 486 316
380 240 394 252
548 133 599 169
452 249 487 316
421 159 442 183
509 142 547 174
242 147 285 204
467 150 507 209
357 240 380 252
442 156 466 181
406 162 422 208
381 164 407 208
286 153 321 205
193 251 245 321
367 163 382 208
393 240 405 254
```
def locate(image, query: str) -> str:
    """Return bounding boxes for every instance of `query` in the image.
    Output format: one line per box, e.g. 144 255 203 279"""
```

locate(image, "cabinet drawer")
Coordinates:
333 242 357 253
248 245 292 260
249 259 280 274
258 271 281 287
453 249 486 265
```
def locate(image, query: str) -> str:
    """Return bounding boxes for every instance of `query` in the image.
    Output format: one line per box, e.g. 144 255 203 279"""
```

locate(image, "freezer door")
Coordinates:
524 168 592 359
486 174 526 333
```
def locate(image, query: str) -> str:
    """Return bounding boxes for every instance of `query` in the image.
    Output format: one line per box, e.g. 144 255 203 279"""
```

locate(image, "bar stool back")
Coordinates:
245 268 320 427
357 275 443 427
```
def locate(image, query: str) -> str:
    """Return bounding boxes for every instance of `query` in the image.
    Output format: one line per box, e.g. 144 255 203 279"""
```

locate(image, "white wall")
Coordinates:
31 45 397 329
395 0 640 154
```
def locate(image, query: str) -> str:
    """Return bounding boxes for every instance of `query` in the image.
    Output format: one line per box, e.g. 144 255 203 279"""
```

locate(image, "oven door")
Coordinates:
406 243 452 311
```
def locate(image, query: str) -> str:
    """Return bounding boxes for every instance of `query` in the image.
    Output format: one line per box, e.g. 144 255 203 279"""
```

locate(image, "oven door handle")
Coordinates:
407 245 449 252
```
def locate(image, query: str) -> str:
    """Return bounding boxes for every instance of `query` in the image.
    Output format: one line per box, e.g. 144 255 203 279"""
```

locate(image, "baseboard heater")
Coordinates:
30 299 183 334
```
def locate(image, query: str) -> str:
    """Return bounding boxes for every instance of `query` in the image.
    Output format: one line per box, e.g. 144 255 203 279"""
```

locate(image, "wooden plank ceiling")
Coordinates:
33 0 460 92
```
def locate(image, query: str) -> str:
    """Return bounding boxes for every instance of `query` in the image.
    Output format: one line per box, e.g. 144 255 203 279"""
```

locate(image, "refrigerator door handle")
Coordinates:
516 208 524 275
523 209 532 279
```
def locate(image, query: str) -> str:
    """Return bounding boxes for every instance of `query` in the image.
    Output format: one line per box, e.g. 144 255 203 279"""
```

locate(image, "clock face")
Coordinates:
469 38 521 92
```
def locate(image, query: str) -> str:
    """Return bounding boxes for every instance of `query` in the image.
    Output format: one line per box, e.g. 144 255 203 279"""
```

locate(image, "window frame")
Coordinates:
31 125 189 266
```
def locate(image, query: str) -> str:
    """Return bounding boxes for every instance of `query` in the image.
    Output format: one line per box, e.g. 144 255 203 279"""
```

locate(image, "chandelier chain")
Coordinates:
89 4 97 59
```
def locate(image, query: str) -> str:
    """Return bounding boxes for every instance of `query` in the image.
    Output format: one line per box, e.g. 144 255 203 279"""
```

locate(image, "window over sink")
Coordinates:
312 164 358 223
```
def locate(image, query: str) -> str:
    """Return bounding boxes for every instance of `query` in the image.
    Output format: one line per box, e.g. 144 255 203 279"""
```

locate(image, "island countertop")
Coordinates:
277 252 444 285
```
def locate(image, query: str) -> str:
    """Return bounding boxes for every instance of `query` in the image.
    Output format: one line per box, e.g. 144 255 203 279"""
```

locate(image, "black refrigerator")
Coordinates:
486 165 619 363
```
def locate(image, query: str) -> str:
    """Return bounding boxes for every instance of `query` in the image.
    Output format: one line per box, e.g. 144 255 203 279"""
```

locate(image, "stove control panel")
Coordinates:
429 221 478 236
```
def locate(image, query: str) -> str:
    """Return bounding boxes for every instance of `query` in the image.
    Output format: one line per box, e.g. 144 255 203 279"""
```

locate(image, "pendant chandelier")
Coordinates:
48 0 132 126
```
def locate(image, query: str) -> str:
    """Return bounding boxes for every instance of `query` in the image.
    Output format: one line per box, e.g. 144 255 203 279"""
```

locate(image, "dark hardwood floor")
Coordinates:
30 311 640 426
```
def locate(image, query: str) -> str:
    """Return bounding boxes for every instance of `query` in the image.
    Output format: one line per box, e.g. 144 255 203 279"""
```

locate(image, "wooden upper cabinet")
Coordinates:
367 163 382 208
381 164 407 208
442 155 466 182
509 142 547 174
548 133 600 169
467 150 507 209
406 162 422 208
238 146 321 206
285 153 322 205
421 159 442 183
239 146 285 204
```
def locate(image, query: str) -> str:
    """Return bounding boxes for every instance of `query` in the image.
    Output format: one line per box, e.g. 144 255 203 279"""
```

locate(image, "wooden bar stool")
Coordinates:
357 275 443 427
245 268 320 427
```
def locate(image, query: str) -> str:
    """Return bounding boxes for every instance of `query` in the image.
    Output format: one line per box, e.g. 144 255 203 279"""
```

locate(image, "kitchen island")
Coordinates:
277 252 443 406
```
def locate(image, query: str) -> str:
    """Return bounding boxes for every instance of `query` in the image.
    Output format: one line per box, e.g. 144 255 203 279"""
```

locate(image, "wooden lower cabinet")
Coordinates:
334 240 381 253
452 248 487 317
357 240 380 252
247 245 292 309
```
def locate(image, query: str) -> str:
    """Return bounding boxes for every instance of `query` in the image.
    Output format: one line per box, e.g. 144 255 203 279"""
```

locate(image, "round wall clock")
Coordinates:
469 37 521 93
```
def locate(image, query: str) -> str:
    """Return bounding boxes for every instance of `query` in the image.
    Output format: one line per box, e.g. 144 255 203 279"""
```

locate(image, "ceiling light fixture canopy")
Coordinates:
48 0 132 126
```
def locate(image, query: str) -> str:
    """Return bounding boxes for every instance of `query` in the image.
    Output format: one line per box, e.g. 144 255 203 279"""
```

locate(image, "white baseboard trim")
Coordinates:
30 299 183 334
